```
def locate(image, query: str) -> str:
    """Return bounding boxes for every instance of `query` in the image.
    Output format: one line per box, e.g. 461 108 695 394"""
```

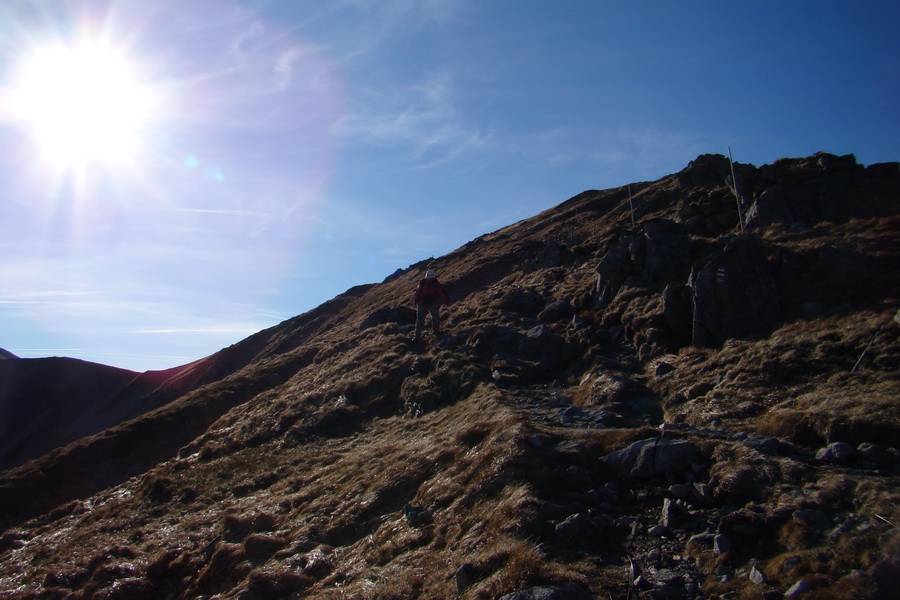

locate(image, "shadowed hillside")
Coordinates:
1 153 898 599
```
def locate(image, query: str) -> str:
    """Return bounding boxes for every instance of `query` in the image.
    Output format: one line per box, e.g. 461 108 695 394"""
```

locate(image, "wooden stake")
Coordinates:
628 184 635 230
728 146 745 231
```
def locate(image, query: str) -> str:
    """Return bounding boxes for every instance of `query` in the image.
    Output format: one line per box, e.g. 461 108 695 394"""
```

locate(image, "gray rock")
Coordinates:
660 497 681 528
747 435 781 454
403 504 433 527
714 534 732 554
603 437 700 478
688 233 780 346
749 565 768 585
555 513 603 541
692 482 714 503
649 524 669 537
816 441 855 463
857 442 893 467
539 299 573 322
594 237 633 309
499 582 593 600
655 360 677 377
785 579 812 597
745 186 795 228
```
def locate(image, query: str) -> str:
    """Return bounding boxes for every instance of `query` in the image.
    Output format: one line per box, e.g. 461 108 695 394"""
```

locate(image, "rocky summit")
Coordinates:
1 152 898 600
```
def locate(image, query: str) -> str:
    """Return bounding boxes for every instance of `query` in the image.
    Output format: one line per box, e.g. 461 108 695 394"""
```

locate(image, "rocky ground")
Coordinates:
0 152 898 599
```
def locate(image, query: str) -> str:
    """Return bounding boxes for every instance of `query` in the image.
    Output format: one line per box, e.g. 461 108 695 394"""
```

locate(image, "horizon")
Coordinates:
1 0 898 372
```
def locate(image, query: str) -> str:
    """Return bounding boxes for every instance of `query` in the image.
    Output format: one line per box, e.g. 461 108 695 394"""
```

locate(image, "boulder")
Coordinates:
603 437 700 478
539 299 574 322
500 582 593 600
499 288 545 315
689 234 780 347
745 186 795 228
677 154 733 188
595 238 633 309
816 442 855 464
642 220 691 282
359 306 416 330
785 580 812 597
857 442 894 467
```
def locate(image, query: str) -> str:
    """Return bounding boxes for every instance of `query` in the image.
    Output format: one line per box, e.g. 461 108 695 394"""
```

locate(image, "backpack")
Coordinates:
418 278 440 306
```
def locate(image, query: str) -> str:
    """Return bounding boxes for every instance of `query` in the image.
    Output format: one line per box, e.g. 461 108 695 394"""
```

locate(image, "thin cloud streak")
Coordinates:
338 71 491 167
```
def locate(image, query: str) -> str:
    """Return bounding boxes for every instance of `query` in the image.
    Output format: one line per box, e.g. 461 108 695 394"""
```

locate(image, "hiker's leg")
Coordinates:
430 303 442 336
414 304 427 339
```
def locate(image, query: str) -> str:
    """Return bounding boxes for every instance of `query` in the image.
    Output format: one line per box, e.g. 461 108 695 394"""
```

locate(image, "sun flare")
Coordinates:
10 42 157 169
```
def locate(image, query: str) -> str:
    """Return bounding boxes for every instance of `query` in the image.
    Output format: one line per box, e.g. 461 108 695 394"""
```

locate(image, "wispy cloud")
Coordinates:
338 71 491 167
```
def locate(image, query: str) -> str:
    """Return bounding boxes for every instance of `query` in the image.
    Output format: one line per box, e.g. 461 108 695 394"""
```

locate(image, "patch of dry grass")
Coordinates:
653 309 900 449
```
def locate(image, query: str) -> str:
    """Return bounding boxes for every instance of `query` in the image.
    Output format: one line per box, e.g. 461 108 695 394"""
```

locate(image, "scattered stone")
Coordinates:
403 504 433 527
714 534 732 555
692 482 714 503
649 524 669 537
655 361 676 377
747 436 781 454
539 299 573 322
603 437 700 478
556 513 603 541
749 565 768 585
816 442 855 463
660 498 680 528
499 582 593 600
785 579 812 597
857 442 893 467
297 547 333 578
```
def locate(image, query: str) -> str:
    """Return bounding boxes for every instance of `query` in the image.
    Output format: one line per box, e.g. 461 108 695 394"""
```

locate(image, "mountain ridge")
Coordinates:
1 152 898 599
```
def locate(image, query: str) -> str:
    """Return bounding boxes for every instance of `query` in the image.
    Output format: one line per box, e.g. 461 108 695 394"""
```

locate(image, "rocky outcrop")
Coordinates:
602 437 701 478
1 152 897 600
689 233 780 346
594 219 692 311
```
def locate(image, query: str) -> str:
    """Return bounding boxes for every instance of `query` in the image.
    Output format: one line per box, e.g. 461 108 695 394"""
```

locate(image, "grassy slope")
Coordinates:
1 154 898 599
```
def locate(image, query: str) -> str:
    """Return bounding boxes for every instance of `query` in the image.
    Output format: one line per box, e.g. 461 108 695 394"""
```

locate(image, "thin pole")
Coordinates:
628 184 635 230
728 147 745 231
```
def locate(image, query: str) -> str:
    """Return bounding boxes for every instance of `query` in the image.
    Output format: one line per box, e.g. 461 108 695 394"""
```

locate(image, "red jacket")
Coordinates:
414 278 451 306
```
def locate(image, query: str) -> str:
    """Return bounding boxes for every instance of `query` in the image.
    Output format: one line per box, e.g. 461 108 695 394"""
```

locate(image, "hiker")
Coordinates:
413 269 451 341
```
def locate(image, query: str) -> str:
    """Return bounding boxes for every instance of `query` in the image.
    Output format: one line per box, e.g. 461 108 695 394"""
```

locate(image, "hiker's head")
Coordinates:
425 269 437 279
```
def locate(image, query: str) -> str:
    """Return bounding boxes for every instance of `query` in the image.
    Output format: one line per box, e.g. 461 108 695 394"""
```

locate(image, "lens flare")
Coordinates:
10 41 158 169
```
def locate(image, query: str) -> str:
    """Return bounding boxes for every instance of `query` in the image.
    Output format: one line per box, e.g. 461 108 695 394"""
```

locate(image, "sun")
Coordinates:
9 41 158 169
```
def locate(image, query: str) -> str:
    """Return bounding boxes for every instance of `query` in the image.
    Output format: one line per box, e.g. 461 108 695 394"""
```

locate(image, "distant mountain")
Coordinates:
0 348 17 359
1 153 898 599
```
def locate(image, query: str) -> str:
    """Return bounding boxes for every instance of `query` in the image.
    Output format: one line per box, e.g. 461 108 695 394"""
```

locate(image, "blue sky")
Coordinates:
1 0 897 372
